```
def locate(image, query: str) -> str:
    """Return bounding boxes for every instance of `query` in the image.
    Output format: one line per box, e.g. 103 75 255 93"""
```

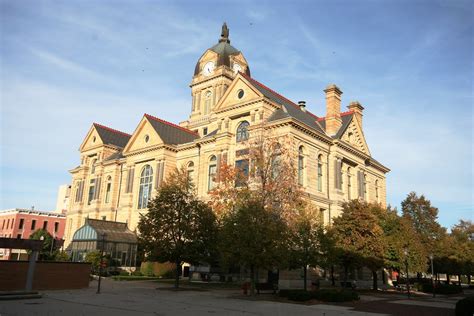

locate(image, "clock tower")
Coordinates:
187 23 250 129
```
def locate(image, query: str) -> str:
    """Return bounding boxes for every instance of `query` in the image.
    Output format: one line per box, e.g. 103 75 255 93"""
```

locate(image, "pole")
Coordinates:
50 232 56 257
406 259 410 298
430 255 435 298
97 233 106 294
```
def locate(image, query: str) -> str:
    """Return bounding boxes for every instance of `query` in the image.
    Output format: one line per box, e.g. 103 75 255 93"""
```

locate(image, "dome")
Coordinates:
194 23 251 76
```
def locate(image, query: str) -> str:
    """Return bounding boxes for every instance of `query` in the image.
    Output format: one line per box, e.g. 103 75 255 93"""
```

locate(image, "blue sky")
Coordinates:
1 0 472 229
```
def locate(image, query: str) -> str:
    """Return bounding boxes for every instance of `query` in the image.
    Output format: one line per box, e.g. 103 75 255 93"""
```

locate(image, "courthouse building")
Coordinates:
64 24 389 249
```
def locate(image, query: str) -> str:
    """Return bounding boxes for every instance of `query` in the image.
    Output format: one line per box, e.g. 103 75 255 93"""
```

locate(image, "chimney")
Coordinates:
298 100 306 112
348 101 364 127
324 84 343 136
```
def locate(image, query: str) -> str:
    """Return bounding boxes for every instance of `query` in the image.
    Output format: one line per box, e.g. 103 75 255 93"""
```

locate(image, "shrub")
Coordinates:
455 296 474 316
132 270 143 276
119 271 130 276
421 283 462 295
161 269 176 279
287 290 312 302
312 289 359 302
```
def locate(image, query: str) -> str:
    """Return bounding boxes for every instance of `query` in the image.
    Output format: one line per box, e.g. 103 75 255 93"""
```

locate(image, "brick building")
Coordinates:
0 209 66 260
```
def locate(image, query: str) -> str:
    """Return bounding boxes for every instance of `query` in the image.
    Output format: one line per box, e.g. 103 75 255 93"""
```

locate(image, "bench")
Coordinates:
256 283 277 294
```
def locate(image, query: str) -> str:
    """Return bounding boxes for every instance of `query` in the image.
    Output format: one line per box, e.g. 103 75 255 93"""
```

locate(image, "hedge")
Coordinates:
455 296 474 316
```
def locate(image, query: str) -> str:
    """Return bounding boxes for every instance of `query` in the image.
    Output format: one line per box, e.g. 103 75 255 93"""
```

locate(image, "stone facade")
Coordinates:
64 25 389 248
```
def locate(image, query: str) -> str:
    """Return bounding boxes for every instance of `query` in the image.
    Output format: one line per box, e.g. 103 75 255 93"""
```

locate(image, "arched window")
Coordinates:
347 167 352 200
138 165 153 209
317 154 323 192
271 143 282 179
91 159 97 174
204 90 212 114
105 176 112 203
187 161 195 183
236 121 249 142
298 146 304 186
208 156 217 191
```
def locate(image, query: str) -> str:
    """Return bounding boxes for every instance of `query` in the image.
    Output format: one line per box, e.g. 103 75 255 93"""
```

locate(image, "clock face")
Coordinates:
202 61 215 76
233 63 242 73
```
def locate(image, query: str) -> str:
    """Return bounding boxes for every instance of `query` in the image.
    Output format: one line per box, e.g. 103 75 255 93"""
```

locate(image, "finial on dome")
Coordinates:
219 22 230 43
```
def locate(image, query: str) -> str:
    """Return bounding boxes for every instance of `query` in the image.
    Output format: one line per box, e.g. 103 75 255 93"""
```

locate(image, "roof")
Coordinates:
240 73 326 135
93 123 131 148
317 111 354 139
0 208 65 218
72 218 137 243
103 151 124 161
144 114 200 145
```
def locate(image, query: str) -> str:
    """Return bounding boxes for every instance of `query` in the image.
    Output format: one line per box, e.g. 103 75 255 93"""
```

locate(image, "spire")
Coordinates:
219 22 230 43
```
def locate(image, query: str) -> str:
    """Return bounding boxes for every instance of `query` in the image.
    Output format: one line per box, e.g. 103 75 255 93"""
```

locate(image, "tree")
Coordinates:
29 229 60 260
138 168 218 288
401 192 444 253
85 250 102 274
376 206 427 276
330 200 386 290
209 131 303 221
287 206 325 291
218 199 288 295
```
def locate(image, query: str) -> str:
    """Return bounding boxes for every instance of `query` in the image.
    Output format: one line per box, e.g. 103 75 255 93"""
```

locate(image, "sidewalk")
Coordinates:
0 279 459 316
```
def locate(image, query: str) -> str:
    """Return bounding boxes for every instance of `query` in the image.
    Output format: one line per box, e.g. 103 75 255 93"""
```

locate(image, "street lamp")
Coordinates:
429 254 435 298
403 247 410 298
49 232 56 256
97 233 106 294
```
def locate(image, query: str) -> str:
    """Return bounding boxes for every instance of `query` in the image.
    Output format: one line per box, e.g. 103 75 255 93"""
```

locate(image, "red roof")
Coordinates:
93 123 131 137
144 114 198 136
316 110 354 122
240 72 320 119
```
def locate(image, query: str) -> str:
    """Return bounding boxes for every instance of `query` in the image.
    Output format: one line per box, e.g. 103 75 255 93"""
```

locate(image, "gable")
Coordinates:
214 75 263 112
340 117 370 155
123 117 164 154
80 126 104 151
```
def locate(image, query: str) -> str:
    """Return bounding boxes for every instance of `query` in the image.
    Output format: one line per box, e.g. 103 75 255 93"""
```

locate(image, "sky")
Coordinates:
0 0 472 229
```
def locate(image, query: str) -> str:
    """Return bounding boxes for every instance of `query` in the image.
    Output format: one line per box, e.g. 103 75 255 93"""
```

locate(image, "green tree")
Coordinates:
85 250 102 274
401 192 444 253
138 168 218 288
376 206 427 275
330 200 386 290
288 207 325 291
29 229 59 260
219 199 288 295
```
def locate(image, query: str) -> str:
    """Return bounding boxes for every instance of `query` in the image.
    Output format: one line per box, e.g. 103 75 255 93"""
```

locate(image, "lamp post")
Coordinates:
403 247 410 298
97 233 106 294
429 254 435 298
49 232 56 257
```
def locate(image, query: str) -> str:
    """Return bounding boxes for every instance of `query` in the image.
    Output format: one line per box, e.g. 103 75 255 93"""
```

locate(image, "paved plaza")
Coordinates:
0 279 462 316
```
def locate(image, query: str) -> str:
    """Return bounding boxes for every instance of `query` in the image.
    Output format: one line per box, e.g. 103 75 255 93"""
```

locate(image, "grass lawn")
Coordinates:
154 279 241 290
112 275 162 281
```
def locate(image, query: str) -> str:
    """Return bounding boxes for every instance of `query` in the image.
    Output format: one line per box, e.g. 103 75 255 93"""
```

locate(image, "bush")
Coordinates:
278 289 359 302
455 296 474 316
161 269 176 279
132 270 143 276
287 290 313 302
119 271 130 276
312 289 359 302
421 283 462 295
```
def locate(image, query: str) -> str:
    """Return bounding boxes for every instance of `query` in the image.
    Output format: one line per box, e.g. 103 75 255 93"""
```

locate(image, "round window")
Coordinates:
144 135 150 143
237 89 245 99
